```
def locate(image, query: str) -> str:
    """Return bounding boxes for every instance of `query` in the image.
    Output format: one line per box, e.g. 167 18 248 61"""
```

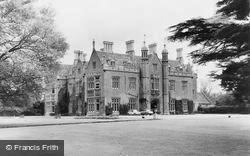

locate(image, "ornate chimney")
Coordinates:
74 50 86 64
103 41 113 53
176 48 183 64
125 40 135 56
148 43 157 54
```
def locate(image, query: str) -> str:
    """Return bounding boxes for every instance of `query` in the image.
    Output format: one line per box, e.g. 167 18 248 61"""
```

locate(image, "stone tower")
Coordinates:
140 40 150 110
162 44 170 114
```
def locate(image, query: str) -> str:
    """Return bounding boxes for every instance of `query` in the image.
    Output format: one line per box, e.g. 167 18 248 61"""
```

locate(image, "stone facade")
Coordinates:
44 40 197 115
44 51 87 115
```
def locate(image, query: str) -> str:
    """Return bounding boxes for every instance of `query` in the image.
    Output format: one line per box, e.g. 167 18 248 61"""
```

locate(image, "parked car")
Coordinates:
140 109 153 115
128 109 141 115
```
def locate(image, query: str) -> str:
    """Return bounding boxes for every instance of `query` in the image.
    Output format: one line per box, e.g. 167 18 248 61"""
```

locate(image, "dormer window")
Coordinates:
111 61 115 66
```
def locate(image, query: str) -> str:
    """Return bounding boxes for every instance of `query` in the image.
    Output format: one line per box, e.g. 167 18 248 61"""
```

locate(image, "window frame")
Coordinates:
129 77 136 90
111 97 120 112
112 76 120 89
182 81 188 91
128 98 136 110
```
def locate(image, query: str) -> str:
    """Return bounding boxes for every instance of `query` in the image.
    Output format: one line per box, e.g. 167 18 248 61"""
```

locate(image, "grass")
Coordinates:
0 114 249 156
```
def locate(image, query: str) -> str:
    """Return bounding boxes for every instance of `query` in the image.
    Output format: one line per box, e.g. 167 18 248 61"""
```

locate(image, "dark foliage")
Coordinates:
169 21 249 64
217 0 250 20
21 101 44 116
213 61 250 102
0 62 43 107
22 107 39 116
57 84 70 115
105 105 113 116
151 98 160 110
33 101 45 115
0 107 23 116
168 0 250 103
139 98 147 111
216 93 236 106
81 102 87 116
198 105 250 114
187 100 194 114
119 104 130 115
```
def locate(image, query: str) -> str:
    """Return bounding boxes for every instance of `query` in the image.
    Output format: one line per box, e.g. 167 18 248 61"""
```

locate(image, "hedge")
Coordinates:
119 104 130 115
198 106 250 114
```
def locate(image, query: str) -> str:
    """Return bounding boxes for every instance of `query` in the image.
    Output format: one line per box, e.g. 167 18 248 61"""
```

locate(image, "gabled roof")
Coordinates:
94 50 189 73
168 60 181 68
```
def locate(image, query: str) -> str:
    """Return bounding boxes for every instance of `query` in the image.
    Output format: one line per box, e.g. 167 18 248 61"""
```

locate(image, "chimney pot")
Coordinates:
125 40 135 55
176 48 183 63
103 41 113 53
148 43 157 54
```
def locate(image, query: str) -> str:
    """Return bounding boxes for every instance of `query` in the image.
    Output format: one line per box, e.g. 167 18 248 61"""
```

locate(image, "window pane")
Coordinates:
93 62 96 69
112 76 120 89
129 77 136 90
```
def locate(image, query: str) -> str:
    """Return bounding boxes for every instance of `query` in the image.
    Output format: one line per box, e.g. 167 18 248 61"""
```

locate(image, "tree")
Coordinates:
0 61 42 107
0 0 69 106
168 0 250 104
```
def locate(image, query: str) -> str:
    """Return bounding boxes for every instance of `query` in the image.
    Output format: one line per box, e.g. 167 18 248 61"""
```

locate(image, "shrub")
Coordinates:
139 98 147 111
105 105 113 116
119 104 129 115
199 106 250 114
0 107 23 116
22 107 40 116
49 112 56 116
155 110 161 114
81 102 87 116
187 100 194 114
33 101 45 115
151 98 159 110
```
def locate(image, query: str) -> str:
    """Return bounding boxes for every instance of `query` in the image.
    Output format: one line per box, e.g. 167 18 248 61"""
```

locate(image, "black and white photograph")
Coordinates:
0 0 249 155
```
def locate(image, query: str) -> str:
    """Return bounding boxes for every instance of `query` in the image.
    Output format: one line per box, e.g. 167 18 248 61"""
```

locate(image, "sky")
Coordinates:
36 0 223 93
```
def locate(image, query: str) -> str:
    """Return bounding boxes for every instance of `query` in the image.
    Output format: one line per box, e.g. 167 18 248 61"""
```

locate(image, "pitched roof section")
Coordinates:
95 51 193 74
96 51 180 66
168 60 181 68
95 51 141 72
96 51 141 64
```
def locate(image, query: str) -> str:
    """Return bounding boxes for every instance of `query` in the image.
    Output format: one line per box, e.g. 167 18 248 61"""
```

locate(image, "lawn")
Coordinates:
0 114 249 156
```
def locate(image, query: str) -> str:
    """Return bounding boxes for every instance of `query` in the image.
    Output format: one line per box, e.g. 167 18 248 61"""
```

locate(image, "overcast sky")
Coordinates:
37 0 223 93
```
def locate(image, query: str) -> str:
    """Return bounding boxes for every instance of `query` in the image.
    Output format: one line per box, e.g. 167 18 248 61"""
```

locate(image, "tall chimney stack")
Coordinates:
103 41 113 53
125 40 135 55
148 43 157 54
176 48 183 64
74 50 86 63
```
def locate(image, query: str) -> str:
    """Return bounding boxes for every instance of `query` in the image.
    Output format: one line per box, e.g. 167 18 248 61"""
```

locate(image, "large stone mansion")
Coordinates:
44 40 198 116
